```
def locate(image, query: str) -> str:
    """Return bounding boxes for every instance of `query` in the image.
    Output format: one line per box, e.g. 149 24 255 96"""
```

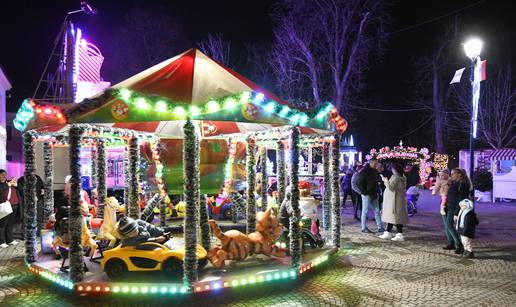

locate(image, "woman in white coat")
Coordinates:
379 163 410 241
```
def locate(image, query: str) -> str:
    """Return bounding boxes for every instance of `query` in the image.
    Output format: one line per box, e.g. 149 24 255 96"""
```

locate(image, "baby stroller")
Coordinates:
406 186 419 217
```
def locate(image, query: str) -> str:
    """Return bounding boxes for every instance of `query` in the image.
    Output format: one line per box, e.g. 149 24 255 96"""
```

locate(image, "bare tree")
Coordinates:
266 0 388 110
449 63 516 149
197 33 231 66
411 22 460 153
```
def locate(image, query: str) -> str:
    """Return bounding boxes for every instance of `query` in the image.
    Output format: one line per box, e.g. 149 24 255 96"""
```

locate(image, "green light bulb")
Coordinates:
155 101 168 112
119 89 132 100
207 100 220 112
174 106 186 117
135 98 149 110
189 106 201 116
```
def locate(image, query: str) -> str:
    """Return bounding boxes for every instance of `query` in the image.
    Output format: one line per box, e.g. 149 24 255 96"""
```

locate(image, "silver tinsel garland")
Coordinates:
90 146 97 190
42 141 54 231
229 192 245 223
128 136 140 219
123 145 129 215
276 141 286 205
182 120 199 286
198 196 211 253
331 134 341 248
245 137 256 234
69 125 85 282
322 143 331 232
96 139 107 218
289 127 301 268
23 132 37 263
260 147 268 210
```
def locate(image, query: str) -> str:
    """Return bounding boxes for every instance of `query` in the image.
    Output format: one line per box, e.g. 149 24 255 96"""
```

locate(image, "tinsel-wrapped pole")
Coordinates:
277 141 286 205
123 145 130 215
289 127 301 268
128 136 140 219
91 146 97 190
151 140 167 227
96 139 107 218
260 147 268 210
140 193 162 222
331 134 341 248
322 142 331 233
23 132 37 263
198 195 211 253
42 141 54 230
182 120 199 287
69 125 84 282
246 137 257 234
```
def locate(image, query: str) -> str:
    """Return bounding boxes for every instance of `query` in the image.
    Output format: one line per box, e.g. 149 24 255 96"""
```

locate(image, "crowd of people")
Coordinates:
340 160 479 258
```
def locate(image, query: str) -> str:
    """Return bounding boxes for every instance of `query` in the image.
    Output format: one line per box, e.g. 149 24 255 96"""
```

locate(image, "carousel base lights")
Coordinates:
27 252 333 296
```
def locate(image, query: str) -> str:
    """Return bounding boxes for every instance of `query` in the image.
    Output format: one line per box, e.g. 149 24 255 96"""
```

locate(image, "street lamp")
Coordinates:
463 37 483 198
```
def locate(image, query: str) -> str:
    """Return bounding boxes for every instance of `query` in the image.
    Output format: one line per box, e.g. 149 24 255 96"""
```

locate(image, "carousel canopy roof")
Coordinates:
14 49 347 137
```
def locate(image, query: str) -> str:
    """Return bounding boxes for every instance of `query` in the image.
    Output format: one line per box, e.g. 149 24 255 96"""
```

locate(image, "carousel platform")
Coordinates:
28 241 335 296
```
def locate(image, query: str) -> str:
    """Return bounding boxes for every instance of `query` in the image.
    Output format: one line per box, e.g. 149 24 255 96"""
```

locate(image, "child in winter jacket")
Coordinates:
456 199 479 258
432 170 450 216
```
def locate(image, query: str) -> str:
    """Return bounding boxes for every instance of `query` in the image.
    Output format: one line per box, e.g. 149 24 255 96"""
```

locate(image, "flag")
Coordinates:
479 60 487 81
450 68 465 84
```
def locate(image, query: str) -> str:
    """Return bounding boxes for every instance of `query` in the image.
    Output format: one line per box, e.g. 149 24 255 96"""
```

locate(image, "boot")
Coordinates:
463 251 475 259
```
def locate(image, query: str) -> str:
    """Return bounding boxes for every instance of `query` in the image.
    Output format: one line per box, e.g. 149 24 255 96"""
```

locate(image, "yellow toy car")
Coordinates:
101 241 208 280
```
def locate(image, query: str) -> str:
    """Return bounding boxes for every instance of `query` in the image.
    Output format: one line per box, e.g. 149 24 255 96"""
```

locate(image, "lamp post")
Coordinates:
463 37 483 197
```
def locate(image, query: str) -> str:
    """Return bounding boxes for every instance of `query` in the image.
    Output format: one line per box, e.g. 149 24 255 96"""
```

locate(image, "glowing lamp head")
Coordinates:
464 38 483 59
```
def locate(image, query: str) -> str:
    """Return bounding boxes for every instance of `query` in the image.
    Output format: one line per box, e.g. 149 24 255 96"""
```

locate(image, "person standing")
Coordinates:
340 168 354 210
432 170 451 247
378 164 409 241
0 170 20 248
444 168 471 254
351 165 363 220
357 158 384 234
456 199 479 258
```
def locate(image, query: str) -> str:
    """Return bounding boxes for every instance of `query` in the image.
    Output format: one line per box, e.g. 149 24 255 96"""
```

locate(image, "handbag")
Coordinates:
0 188 13 220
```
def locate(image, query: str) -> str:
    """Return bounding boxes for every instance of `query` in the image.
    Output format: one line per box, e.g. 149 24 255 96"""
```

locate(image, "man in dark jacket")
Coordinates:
356 159 384 234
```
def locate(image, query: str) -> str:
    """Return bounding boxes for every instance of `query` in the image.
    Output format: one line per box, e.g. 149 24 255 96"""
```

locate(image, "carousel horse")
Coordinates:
208 208 288 268
96 197 122 248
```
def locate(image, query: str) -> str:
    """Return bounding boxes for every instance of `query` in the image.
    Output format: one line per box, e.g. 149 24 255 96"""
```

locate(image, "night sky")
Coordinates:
1 0 514 152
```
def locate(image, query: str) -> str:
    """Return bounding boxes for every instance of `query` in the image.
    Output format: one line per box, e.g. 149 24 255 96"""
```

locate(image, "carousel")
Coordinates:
14 49 347 296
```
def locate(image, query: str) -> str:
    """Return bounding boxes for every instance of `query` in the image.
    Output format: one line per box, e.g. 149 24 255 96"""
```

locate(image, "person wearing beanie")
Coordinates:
456 199 479 258
116 216 171 247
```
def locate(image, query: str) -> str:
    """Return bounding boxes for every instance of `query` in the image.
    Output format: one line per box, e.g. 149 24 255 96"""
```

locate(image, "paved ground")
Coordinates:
1 191 516 306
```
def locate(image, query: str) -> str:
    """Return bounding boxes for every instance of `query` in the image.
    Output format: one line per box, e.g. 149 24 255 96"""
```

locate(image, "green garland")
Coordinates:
96 140 107 219
123 146 130 215
289 127 301 268
42 141 54 231
322 143 331 232
277 141 286 205
128 136 140 219
229 192 245 223
23 131 37 263
260 147 268 210
90 146 97 190
198 196 211 253
331 134 341 248
246 137 257 234
182 120 199 286
68 125 85 282
140 193 162 222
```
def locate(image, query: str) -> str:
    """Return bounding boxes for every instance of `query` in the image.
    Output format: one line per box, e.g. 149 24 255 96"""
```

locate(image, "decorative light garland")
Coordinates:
276 141 286 205
289 127 301 268
331 135 341 248
96 139 107 218
322 142 331 233
222 139 238 195
128 136 140 219
23 131 37 263
259 147 268 210
42 141 54 231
